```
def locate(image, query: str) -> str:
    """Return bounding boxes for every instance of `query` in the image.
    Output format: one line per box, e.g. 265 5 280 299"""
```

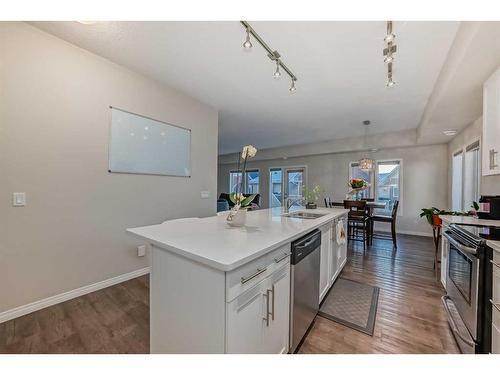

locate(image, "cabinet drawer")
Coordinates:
226 244 291 302
492 323 500 354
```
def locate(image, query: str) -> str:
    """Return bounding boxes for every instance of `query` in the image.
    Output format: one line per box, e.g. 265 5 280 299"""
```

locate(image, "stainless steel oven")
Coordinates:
442 224 492 354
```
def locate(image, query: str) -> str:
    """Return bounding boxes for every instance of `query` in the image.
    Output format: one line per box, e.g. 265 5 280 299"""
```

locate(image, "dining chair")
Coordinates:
324 197 344 208
343 200 369 251
370 200 399 248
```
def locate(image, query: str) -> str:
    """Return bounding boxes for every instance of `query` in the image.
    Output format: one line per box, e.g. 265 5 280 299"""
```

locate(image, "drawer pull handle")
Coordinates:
491 299 500 313
263 289 270 326
490 149 498 169
271 284 275 321
241 268 267 284
274 253 290 264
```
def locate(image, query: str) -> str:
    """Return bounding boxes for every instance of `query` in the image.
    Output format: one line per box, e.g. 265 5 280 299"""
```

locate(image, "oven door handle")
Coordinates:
443 231 478 255
441 296 476 347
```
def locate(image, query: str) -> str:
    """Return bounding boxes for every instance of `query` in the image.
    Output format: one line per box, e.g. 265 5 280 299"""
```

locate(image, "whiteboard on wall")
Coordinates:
109 107 191 177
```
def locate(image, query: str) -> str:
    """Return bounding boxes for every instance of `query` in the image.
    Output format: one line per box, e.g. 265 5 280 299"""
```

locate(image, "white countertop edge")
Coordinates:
127 208 348 272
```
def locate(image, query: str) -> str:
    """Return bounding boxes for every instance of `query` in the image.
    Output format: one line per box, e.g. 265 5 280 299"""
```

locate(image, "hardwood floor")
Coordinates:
299 233 460 354
0 275 150 354
0 233 459 354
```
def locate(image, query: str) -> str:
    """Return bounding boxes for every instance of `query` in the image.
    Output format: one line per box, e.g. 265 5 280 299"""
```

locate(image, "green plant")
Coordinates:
229 192 257 208
303 185 321 203
419 206 473 225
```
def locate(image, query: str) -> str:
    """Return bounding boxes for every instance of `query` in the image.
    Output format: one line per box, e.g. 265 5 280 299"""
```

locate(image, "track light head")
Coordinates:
243 29 253 49
289 79 297 93
273 60 281 78
384 33 396 43
386 78 396 88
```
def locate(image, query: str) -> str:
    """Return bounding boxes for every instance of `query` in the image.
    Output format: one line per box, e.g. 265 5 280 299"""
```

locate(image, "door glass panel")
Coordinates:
286 169 304 208
449 245 472 304
269 169 283 208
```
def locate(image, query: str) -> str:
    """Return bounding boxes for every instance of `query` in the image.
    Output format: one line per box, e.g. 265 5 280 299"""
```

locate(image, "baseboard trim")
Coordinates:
0 267 150 324
376 229 432 237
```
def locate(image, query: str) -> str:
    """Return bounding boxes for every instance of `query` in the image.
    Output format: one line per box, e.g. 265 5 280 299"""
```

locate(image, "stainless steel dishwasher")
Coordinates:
289 229 321 353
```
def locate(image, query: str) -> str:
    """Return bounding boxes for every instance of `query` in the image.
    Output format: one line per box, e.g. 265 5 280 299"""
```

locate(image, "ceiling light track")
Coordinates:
240 21 298 92
383 21 397 88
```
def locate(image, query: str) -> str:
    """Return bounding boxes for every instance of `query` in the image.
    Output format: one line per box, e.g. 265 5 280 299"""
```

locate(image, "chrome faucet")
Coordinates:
284 197 305 213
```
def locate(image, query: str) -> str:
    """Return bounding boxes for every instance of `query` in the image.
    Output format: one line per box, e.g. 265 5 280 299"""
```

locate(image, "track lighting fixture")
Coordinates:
386 63 396 88
384 33 396 43
243 28 253 49
273 60 281 78
384 54 394 64
383 21 397 87
240 21 298 92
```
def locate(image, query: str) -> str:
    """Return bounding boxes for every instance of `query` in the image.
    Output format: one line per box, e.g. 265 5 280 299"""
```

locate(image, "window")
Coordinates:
375 160 401 216
229 171 243 193
229 170 260 194
245 169 260 194
349 162 374 199
463 141 480 210
452 151 463 211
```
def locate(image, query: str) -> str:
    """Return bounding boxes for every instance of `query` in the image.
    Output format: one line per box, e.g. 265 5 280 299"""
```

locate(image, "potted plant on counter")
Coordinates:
303 185 322 209
419 203 479 227
226 145 258 227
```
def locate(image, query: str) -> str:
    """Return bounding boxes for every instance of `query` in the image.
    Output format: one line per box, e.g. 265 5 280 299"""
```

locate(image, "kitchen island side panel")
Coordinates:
151 246 226 353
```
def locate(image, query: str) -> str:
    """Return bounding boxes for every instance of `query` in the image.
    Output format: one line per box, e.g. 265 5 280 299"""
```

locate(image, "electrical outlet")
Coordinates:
200 190 210 199
137 245 147 257
13 192 26 206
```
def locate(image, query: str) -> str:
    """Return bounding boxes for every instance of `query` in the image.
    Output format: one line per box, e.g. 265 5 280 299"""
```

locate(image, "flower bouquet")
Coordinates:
226 145 258 226
347 178 370 200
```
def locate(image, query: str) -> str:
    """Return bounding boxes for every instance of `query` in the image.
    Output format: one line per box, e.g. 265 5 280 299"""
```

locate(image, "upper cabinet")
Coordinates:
483 66 500 176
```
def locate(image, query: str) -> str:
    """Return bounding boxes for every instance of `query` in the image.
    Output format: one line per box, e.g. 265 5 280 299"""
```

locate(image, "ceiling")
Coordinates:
32 21 460 154
417 21 500 144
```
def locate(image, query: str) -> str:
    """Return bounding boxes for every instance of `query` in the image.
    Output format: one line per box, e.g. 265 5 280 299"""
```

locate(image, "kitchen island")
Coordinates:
127 207 348 353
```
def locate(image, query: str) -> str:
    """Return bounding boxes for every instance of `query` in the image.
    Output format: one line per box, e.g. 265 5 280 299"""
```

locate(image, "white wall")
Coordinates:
219 144 448 236
0 22 218 314
447 116 500 206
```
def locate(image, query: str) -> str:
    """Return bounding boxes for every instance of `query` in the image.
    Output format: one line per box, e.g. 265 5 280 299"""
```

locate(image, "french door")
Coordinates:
269 167 306 208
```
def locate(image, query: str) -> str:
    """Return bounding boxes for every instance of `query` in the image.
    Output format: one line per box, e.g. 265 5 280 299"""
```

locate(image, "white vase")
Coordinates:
227 209 247 227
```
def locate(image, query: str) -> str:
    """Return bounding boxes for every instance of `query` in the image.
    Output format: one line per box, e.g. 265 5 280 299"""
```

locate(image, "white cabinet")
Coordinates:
482 66 500 176
262 265 291 354
319 224 332 303
319 214 348 303
226 264 290 354
226 279 267 353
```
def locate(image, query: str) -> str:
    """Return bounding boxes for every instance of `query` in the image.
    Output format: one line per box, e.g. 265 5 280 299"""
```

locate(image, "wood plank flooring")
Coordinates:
299 234 460 354
0 233 459 354
0 276 150 353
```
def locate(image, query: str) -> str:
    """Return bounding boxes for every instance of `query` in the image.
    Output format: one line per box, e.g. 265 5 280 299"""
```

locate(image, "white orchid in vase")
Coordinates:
226 145 258 225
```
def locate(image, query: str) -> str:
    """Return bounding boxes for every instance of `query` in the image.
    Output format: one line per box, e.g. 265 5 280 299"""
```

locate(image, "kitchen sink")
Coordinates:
282 211 327 219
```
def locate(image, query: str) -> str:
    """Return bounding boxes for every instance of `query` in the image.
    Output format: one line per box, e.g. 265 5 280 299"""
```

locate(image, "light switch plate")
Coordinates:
200 190 210 199
13 192 26 207
137 245 147 257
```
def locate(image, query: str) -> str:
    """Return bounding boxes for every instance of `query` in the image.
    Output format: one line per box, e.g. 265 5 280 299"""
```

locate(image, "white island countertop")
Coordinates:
127 207 348 271
440 215 500 253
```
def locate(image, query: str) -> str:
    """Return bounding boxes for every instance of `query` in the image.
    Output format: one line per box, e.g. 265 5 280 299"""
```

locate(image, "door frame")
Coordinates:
268 165 308 208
